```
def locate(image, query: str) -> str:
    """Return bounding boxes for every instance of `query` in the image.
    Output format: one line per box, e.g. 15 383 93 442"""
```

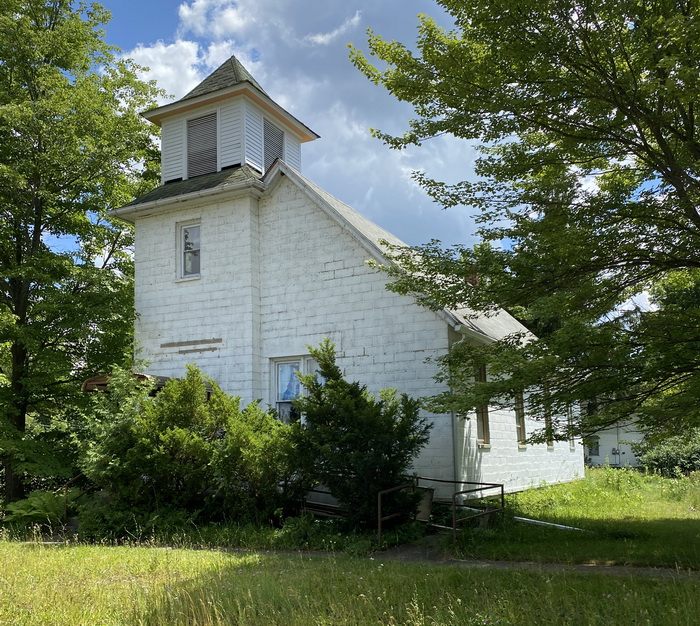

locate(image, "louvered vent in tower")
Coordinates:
263 118 284 171
187 112 217 177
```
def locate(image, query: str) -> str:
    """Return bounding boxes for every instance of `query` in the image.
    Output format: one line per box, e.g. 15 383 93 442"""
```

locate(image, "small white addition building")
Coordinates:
111 56 584 494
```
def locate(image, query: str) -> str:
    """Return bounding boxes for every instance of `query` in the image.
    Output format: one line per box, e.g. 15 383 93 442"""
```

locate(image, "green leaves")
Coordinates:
354 0 700 440
293 340 431 529
0 1 161 501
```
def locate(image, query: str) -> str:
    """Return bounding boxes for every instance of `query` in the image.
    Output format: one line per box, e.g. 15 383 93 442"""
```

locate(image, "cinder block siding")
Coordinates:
134 194 262 397
133 176 583 490
257 177 455 481
455 411 584 493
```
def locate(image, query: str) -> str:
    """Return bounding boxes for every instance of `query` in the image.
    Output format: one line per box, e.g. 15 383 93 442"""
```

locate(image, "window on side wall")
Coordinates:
475 364 490 445
567 405 576 451
272 357 322 424
514 390 527 445
179 222 200 278
587 436 600 457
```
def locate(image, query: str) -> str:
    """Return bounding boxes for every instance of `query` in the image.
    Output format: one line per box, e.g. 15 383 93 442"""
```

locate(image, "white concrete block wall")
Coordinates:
257 177 456 481
455 409 584 494
133 174 584 494
134 194 262 398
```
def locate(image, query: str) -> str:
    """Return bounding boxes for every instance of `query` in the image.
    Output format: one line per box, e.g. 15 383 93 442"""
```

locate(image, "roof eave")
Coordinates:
142 83 319 143
110 177 267 223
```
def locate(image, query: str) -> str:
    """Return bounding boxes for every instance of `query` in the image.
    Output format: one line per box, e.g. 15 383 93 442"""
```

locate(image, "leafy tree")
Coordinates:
350 0 700 439
634 427 700 476
0 1 160 502
292 340 431 529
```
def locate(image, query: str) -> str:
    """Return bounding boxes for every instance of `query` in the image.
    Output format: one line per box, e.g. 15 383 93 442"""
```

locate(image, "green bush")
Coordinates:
211 394 309 524
3 488 81 530
635 429 700 476
292 340 431 530
81 365 306 534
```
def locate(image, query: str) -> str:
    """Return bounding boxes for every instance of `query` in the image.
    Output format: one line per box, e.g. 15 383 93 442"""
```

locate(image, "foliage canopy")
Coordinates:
351 0 700 439
0 1 160 502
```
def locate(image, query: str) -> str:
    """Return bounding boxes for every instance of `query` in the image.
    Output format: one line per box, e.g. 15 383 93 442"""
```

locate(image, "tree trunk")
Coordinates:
3 341 30 504
2 456 24 505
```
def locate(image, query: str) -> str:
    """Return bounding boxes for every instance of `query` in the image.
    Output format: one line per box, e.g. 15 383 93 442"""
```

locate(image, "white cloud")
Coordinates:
303 11 362 46
117 0 481 247
127 40 202 102
177 0 291 41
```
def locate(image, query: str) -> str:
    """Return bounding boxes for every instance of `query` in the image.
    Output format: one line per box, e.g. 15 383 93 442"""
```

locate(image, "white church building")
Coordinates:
111 56 584 494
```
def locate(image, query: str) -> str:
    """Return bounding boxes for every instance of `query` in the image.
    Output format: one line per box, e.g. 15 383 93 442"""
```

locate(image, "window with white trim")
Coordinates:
187 112 217 178
271 356 322 423
263 118 284 171
179 222 200 278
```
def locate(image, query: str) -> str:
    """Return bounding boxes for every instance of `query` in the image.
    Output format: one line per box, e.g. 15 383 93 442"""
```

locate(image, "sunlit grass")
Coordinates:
0 541 698 625
453 467 700 568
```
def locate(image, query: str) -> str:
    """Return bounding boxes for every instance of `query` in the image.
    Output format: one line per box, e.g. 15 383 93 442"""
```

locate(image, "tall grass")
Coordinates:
454 467 700 568
0 541 698 625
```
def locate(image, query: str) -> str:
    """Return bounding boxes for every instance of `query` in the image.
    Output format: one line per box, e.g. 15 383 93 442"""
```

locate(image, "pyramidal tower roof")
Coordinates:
179 55 268 102
141 55 318 144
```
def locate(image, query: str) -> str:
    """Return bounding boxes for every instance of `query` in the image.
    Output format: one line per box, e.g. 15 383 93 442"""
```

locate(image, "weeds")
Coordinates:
453 467 700 568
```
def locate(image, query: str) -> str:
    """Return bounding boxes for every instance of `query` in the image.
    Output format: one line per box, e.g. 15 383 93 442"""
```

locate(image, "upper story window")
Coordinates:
180 222 200 278
187 112 217 178
263 118 284 171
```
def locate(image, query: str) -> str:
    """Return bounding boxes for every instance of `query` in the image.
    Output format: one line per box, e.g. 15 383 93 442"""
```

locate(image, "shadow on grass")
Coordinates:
453 515 700 569
129 548 700 626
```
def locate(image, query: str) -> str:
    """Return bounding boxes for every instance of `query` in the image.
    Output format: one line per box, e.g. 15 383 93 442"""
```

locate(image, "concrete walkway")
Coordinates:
376 534 700 579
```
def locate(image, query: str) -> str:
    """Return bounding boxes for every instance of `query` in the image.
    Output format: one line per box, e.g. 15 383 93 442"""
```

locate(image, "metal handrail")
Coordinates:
377 482 414 546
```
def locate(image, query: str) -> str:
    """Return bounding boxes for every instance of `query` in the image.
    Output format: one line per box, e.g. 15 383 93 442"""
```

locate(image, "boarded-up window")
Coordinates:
263 118 284 171
187 113 217 177
475 365 490 444
515 391 526 445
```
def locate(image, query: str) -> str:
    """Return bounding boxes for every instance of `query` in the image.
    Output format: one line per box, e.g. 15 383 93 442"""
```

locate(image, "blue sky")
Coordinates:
99 0 480 247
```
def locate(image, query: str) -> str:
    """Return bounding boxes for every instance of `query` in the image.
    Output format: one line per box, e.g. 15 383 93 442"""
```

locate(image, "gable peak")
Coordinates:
179 55 268 102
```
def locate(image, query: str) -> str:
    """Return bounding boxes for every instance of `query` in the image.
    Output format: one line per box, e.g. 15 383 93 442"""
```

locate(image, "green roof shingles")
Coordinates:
122 165 263 208
180 56 268 102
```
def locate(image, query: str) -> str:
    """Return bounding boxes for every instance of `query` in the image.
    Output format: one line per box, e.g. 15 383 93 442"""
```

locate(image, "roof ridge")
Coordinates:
180 55 268 102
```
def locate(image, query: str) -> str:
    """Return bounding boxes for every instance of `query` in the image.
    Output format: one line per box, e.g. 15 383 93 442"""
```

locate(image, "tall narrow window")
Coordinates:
475 365 490 445
515 391 527 445
181 224 200 277
567 405 576 451
543 385 554 447
263 118 284 171
187 112 217 177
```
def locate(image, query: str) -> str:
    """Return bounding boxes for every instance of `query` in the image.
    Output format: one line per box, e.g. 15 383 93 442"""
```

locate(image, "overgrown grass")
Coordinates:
0 540 698 625
453 467 700 569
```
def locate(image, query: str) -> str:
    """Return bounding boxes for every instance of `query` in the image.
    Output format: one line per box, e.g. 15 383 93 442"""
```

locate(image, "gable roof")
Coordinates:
180 55 268 101
111 160 531 343
263 162 532 343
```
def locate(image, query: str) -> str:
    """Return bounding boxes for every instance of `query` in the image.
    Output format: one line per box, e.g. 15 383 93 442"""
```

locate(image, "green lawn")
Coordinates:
452 467 700 569
1 541 698 625
2 468 699 624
